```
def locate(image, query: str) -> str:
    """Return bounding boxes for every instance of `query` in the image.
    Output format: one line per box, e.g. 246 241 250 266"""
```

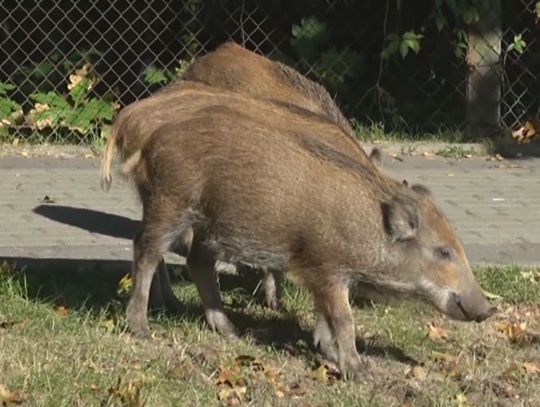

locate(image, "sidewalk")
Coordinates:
1 150 539 269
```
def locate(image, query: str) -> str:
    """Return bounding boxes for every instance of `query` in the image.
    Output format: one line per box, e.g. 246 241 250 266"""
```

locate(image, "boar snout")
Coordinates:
446 288 497 322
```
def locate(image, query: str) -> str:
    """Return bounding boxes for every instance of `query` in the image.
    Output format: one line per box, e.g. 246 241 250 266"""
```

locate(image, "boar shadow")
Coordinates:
30 206 418 365
33 204 138 240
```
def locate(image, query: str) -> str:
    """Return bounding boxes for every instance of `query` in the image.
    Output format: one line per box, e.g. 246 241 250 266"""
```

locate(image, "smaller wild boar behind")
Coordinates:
182 42 357 140
105 87 496 378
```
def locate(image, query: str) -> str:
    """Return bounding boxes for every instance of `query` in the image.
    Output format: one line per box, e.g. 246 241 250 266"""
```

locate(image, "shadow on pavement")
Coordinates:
33 204 138 240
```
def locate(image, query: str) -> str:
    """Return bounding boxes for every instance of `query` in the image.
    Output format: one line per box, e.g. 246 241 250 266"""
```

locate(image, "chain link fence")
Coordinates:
0 0 538 144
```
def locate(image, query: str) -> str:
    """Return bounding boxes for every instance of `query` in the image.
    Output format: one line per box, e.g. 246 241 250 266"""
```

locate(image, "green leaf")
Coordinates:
144 67 169 85
381 33 401 60
30 92 71 110
511 34 526 54
462 6 479 25
399 41 409 58
0 98 21 120
82 98 115 122
536 1 540 19
290 16 330 61
30 107 65 127
446 0 457 15
402 31 423 41
0 82 15 96
435 12 446 32
69 78 90 106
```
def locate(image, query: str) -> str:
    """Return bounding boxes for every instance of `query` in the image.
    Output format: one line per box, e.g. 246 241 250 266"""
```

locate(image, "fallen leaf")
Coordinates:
0 319 28 329
117 273 132 296
100 319 116 333
522 361 540 375
275 382 305 399
217 386 246 405
482 289 503 300
215 366 245 388
309 363 341 384
495 320 527 342
512 120 537 144
456 392 471 407
55 305 69 318
11 138 19 146
427 322 449 341
520 270 540 284
0 383 26 405
405 365 427 381
40 195 56 204
106 378 145 407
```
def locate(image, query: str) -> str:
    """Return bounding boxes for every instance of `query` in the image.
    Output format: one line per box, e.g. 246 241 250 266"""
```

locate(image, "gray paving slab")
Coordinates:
0 153 539 268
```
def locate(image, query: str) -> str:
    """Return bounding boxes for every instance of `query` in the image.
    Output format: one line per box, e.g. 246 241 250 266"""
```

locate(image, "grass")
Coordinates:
352 122 474 144
1 263 539 406
435 145 479 159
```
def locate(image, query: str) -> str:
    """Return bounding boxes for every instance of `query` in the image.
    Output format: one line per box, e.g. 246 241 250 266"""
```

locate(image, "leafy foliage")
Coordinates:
381 31 424 60
27 64 116 136
142 59 194 86
289 16 362 93
0 82 23 137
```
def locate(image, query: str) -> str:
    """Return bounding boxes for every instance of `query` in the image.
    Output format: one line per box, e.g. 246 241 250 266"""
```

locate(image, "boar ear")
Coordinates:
411 184 432 198
382 194 420 242
369 147 382 168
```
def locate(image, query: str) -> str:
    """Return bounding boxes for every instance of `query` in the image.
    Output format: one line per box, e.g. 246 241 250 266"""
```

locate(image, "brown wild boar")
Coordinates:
182 42 356 138
143 42 382 310
101 82 495 378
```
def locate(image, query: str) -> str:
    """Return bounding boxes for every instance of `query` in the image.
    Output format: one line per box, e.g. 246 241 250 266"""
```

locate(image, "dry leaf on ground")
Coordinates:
427 322 449 341
0 383 26 405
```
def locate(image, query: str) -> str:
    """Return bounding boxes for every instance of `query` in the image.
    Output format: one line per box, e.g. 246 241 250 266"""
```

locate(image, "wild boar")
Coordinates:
182 42 356 138
101 83 496 378
138 42 382 310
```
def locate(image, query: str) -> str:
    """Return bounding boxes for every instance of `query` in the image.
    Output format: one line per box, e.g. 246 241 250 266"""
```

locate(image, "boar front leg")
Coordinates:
311 281 367 379
187 233 237 339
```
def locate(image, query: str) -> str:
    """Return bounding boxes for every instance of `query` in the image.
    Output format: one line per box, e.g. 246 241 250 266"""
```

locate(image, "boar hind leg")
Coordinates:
149 228 193 313
187 233 237 339
148 261 166 311
156 261 183 313
126 225 171 337
312 282 367 380
262 268 283 310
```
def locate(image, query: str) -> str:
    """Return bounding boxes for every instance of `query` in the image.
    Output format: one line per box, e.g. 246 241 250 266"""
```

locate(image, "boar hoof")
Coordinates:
339 354 372 382
127 304 150 338
313 317 338 363
206 309 237 339
265 295 282 311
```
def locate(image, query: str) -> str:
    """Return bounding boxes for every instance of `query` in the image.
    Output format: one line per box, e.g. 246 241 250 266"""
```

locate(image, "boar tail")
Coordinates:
100 125 116 192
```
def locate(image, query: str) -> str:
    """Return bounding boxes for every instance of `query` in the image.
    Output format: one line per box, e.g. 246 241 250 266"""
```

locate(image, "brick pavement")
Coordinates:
0 152 539 269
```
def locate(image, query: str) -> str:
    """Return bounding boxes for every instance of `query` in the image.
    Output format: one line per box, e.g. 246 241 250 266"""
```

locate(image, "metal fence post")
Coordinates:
466 0 502 139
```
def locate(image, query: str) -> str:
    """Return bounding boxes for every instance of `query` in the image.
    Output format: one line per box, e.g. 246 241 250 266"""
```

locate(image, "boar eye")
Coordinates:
434 246 454 261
